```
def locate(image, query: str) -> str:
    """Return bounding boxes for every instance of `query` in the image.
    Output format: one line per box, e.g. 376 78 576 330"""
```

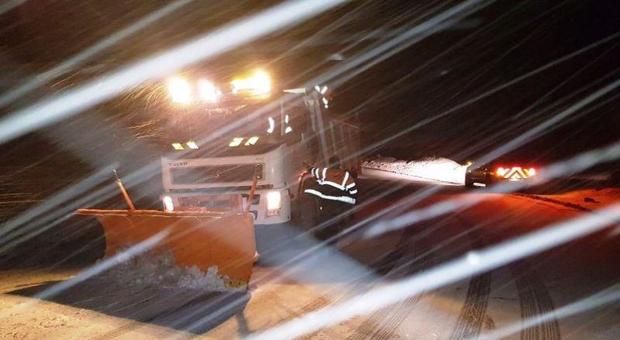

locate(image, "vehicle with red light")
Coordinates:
465 162 538 188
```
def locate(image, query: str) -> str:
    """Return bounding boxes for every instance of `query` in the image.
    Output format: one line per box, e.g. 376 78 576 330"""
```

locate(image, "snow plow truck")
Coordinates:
79 68 360 286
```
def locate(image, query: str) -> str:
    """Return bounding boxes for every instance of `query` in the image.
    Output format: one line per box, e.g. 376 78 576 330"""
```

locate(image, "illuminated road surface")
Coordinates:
0 183 618 339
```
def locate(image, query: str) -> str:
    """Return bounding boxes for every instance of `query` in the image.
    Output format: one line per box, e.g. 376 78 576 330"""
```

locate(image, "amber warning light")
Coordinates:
494 166 537 181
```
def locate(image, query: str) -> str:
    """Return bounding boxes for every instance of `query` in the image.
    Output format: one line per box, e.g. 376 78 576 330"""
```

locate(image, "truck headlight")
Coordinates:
231 69 271 98
166 76 193 105
197 79 221 103
266 190 281 216
163 195 174 212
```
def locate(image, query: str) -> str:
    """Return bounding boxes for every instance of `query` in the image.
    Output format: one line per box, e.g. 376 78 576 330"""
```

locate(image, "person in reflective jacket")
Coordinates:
304 156 358 205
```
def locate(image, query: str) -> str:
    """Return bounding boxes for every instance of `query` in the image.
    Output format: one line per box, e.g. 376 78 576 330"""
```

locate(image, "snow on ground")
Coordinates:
97 250 243 292
0 293 181 340
362 157 468 185
0 188 618 339
541 188 620 208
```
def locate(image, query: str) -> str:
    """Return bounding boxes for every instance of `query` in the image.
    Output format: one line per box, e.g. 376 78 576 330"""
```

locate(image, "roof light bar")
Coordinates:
166 76 193 105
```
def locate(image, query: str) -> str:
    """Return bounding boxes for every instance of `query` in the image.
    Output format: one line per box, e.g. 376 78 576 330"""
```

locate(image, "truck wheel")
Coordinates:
465 176 473 188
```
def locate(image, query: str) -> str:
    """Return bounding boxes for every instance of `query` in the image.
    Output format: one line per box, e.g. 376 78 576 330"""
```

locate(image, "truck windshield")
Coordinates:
158 96 308 157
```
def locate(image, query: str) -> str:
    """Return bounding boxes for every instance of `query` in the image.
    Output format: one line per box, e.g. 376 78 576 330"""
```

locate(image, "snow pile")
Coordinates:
363 157 467 185
97 250 243 292
178 266 230 291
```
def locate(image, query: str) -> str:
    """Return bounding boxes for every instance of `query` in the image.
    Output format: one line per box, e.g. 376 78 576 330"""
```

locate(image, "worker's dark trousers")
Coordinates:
302 180 357 239
315 199 355 240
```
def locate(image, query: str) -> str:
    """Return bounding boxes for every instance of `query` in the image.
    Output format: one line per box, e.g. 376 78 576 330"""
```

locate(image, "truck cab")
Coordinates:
157 70 359 225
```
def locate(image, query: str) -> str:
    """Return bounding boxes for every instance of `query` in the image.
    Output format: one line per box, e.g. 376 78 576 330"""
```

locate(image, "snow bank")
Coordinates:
96 250 243 292
362 157 467 185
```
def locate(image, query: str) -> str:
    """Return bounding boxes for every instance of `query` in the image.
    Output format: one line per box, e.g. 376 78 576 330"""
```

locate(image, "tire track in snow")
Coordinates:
509 192 585 338
345 230 430 340
298 295 332 315
449 272 493 339
449 215 494 340
511 261 561 340
345 281 421 340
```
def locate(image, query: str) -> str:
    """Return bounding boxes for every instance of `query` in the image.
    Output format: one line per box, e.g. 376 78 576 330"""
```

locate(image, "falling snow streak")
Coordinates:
0 0 347 143
0 0 195 108
249 202 620 340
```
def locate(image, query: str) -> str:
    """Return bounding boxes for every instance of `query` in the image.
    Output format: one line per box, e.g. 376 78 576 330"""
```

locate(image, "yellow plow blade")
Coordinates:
77 209 255 286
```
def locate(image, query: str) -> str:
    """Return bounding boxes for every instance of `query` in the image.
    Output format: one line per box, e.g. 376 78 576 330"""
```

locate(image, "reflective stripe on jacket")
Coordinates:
304 167 357 204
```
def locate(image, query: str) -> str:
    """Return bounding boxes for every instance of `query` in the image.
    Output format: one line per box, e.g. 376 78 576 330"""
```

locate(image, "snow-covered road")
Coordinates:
0 184 618 339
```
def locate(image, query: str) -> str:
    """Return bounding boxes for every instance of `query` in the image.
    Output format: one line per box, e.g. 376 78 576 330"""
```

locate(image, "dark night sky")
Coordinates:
0 0 618 165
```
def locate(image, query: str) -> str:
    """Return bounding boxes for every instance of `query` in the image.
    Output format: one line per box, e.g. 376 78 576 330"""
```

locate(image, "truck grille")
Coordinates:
178 194 260 209
171 164 263 185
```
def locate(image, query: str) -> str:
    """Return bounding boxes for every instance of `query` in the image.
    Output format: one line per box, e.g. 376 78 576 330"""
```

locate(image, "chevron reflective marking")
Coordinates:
495 166 536 181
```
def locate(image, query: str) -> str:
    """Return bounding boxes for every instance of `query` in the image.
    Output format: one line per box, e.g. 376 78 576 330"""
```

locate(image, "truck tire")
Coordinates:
465 175 473 188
